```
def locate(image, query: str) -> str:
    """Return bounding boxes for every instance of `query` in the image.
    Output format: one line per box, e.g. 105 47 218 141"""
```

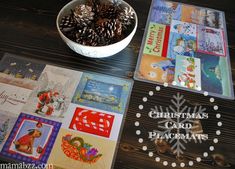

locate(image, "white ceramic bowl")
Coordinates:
56 0 138 58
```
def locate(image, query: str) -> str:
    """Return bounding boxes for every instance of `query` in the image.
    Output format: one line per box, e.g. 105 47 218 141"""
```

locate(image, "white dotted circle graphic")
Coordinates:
143 97 148 102
209 146 215 151
135 121 140 127
142 146 147 151
196 157 201 162
203 152 208 157
171 163 176 167
138 138 143 143
213 138 219 144
189 161 194 166
149 91 154 96
216 113 221 118
163 82 168 87
139 105 143 110
210 98 215 103
155 157 160 162
217 122 222 127
163 161 168 166
136 130 141 135
136 113 141 118
136 86 221 168
214 105 219 110
148 152 154 157
180 163 185 168
156 86 161 91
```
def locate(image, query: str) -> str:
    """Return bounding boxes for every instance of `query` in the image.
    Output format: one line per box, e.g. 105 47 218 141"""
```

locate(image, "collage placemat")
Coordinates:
134 0 234 99
0 53 133 169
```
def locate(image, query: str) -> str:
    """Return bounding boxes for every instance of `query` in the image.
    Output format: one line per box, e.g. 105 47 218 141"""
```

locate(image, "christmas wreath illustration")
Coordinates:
61 134 102 163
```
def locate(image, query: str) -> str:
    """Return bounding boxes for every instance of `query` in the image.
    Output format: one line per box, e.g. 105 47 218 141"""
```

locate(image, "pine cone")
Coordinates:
73 4 95 27
59 1 135 46
118 6 135 30
98 3 120 19
75 27 101 46
86 0 100 14
96 18 122 40
86 0 99 6
59 15 75 33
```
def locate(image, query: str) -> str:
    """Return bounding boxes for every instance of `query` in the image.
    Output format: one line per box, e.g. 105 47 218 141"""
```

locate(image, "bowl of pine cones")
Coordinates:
56 0 137 58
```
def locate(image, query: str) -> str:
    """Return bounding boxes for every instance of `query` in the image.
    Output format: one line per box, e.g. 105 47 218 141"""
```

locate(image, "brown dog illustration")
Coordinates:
14 129 42 154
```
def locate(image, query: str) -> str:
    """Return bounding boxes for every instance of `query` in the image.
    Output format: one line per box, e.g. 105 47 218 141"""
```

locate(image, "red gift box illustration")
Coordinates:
69 107 114 138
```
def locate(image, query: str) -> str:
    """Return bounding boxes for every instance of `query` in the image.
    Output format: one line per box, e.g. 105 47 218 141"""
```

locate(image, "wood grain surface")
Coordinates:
0 0 234 169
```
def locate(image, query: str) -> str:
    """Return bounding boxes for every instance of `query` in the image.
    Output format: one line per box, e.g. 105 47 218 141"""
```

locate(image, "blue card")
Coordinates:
81 79 123 106
196 53 231 97
150 0 182 25
72 73 132 114
0 53 45 90
167 32 196 59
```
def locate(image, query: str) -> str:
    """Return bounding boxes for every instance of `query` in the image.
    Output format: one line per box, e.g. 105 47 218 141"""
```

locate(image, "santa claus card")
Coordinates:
174 55 201 90
22 65 82 122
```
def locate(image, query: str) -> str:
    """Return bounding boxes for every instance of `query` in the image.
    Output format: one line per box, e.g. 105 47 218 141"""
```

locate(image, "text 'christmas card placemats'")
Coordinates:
0 53 133 169
134 0 234 99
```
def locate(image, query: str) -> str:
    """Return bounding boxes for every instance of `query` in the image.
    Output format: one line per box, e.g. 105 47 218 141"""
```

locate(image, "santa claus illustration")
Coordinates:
178 73 196 89
35 90 59 116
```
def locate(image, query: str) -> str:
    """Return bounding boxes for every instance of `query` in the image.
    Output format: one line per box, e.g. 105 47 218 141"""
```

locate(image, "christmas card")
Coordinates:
1 113 61 166
48 129 117 169
22 65 82 121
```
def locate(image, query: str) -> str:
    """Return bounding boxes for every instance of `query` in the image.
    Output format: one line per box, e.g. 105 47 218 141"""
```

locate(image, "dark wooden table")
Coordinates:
0 0 234 169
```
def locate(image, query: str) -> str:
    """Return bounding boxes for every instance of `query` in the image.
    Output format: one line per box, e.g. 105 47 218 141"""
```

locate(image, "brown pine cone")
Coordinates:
98 3 120 19
118 6 135 30
59 0 135 46
76 27 101 46
73 4 95 27
96 18 122 40
86 0 101 15
59 15 75 33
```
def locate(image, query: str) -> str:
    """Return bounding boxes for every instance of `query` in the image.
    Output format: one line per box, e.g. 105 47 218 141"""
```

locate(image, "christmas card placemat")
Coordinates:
0 53 133 169
134 0 234 99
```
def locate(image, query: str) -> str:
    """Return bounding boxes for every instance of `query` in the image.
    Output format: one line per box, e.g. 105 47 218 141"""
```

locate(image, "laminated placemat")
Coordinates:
134 0 234 99
0 53 133 169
